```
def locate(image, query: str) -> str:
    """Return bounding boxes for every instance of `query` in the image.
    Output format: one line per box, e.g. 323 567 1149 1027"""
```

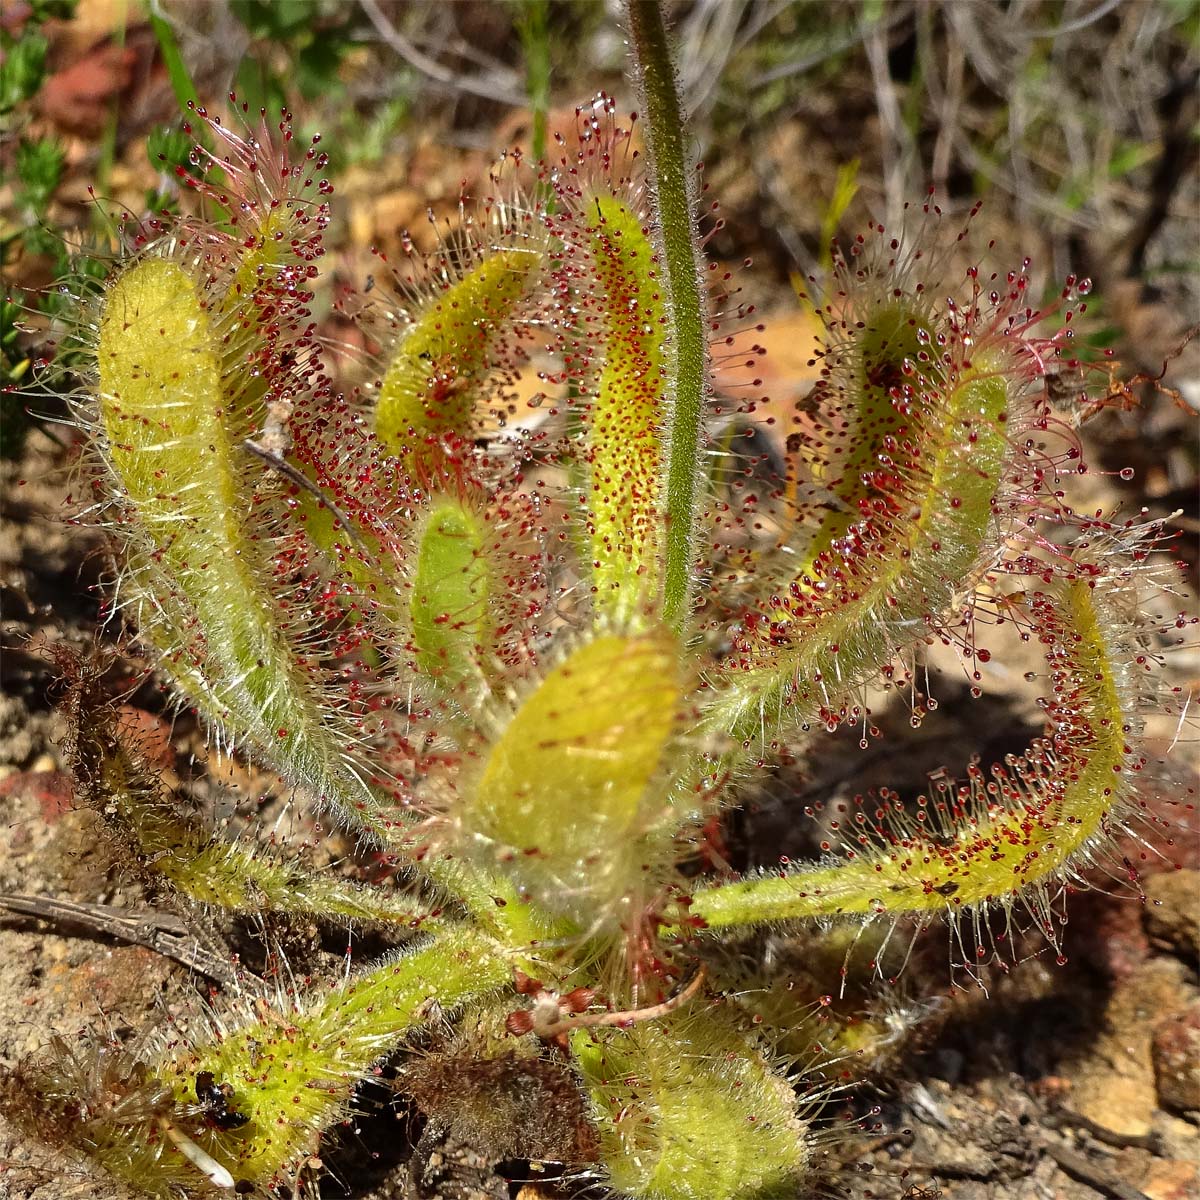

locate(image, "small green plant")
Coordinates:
5 3 1194 1198
1 0 77 456
0 0 76 119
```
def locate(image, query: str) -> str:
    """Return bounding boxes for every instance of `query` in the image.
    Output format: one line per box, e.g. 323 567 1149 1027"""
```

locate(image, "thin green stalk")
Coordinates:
149 3 200 109
626 0 708 632
517 0 551 163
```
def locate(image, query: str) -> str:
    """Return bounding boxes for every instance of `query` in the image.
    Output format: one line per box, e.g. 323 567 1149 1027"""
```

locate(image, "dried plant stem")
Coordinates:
537 967 707 1038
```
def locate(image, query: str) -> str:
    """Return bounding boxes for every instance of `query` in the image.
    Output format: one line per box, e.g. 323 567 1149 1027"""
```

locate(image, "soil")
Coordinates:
2 303 1196 1200
2 443 1199 1200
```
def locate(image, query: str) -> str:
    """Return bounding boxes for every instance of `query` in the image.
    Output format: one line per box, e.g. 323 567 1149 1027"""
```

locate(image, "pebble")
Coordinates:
1145 869 1200 961
1139 1158 1200 1200
1152 1001 1200 1112
1067 958 1191 1137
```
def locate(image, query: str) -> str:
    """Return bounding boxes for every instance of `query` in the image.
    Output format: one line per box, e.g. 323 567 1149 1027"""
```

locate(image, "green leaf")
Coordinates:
468 630 680 909
60 929 512 1196
373 247 543 473
579 194 669 622
686 578 1137 931
229 0 324 39
97 259 391 837
296 35 347 100
146 125 195 177
574 1006 807 1200
411 498 493 688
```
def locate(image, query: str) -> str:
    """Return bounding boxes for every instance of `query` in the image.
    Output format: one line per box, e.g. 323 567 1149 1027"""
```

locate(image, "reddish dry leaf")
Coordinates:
37 25 170 140
38 42 138 138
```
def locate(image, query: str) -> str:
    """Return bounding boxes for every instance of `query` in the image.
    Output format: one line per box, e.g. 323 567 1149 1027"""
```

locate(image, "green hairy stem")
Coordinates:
626 0 709 632
9 5 1184 1200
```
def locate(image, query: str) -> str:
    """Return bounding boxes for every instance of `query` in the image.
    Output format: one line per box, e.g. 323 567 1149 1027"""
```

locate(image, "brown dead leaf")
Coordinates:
38 42 137 139
38 25 170 142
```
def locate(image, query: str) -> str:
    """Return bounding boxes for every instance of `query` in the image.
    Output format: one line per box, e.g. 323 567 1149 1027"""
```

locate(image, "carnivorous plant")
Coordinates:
5 3 1193 1198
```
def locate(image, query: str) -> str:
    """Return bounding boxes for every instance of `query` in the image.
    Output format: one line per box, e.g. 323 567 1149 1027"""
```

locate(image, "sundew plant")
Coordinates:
6 3 1195 1198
